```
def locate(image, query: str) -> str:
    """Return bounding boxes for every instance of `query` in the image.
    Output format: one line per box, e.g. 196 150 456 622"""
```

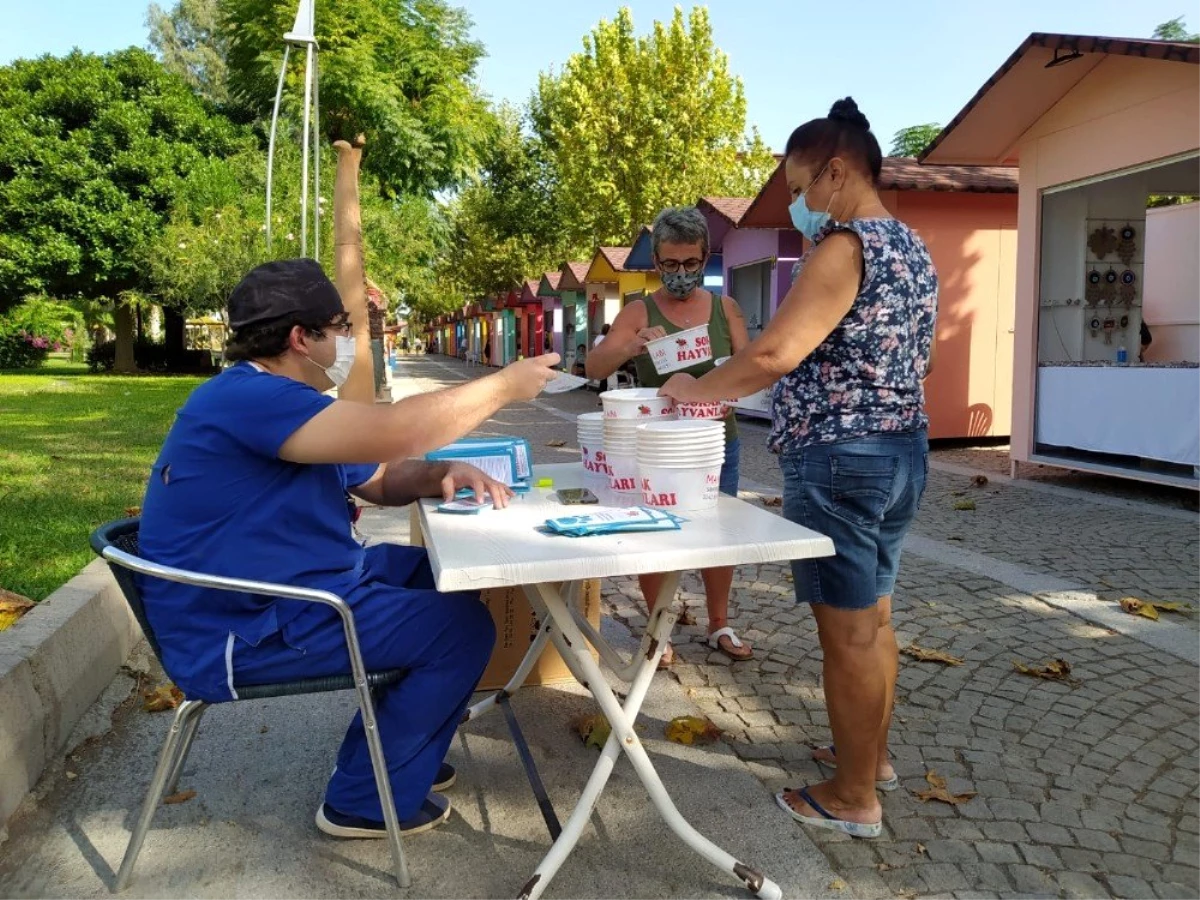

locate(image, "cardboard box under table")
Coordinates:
408 505 600 690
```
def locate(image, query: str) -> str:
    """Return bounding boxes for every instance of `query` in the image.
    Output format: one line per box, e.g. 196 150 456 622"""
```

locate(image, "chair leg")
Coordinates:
354 691 410 888
163 704 208 796
113 699 207 893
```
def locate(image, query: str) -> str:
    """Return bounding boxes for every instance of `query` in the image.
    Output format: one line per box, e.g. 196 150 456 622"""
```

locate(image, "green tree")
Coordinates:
0 48 244 371
219 0 494 196
529 6 776 249
1152 16 1199 41
147 0 233 109
890 123 942 157
440 105 566 299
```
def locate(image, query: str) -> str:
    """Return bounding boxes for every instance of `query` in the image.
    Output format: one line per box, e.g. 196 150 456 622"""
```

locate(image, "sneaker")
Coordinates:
316 793 451 839
432 762 456 792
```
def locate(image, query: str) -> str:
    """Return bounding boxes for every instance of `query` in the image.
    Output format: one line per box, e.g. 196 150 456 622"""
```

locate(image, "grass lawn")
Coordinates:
0 361 206 601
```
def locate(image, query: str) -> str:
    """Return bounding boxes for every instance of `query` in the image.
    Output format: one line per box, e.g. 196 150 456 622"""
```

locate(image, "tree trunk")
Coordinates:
113 303 137 373
164 307 186 364
332 135 375 404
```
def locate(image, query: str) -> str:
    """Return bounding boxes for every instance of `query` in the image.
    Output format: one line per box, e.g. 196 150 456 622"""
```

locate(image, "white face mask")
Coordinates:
307 335 356 387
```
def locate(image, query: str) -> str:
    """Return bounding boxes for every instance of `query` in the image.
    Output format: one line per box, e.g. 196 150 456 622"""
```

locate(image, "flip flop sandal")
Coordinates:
812 744 899 792
706 625 753 661
657 641 674 670
775 786 882 839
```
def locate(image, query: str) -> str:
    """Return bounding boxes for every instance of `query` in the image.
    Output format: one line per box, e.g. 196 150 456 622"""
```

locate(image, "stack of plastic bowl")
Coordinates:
600 388 676 493
636 420 726 512
576 412 610 484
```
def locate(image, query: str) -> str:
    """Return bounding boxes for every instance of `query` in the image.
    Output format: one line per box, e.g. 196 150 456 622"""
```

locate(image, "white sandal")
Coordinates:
706 625 752 660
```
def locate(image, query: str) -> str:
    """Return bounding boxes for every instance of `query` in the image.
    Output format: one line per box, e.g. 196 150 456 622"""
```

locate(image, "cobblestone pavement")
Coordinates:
398 356 1200 899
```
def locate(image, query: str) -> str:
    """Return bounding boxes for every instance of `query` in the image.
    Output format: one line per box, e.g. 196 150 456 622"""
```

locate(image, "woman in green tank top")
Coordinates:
585 206 753 664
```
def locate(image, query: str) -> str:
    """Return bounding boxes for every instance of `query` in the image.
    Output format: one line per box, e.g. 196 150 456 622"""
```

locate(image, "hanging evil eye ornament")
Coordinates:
1119 269 1137 307
1085 269 1102 306
1100 268 1118 306
1119 314 1130 330
1088 225 1118 260
1089 316 1101 339
1102 317 1116 344
1117 224 1138 266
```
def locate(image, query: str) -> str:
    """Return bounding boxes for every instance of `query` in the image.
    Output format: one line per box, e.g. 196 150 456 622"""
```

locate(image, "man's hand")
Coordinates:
440 461 515 509
498 353 561 402
658 372 699 402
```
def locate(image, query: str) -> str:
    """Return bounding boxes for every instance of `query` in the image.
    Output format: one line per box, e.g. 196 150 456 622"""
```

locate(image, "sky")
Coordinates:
1 0 1192 152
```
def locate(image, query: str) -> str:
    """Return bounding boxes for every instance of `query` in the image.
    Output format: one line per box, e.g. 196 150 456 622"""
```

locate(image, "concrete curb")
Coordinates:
0 559 139 831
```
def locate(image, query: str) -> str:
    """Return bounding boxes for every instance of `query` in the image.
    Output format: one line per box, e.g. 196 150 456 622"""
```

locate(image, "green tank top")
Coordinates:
634 291 738 442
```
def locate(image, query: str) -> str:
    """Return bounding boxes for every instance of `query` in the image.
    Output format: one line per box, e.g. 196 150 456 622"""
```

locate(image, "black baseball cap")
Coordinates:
227 259 344 330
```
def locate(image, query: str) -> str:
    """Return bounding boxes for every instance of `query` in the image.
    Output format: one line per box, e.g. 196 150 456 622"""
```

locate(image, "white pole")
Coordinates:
312 50 320 263
299 42 315 258
265 44 292 252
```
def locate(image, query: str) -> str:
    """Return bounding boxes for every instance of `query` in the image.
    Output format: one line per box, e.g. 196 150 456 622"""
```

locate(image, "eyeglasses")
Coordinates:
325 320 352 337
657 257 705 274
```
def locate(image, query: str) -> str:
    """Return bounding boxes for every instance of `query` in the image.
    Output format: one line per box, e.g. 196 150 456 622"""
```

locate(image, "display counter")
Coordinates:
1035 363 1200 467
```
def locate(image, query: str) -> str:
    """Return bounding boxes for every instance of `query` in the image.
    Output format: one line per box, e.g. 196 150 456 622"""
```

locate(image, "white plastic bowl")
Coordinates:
639 463 722 511
674 400 730 420
606 452 640 493
645 324 713 375
600 388 676 420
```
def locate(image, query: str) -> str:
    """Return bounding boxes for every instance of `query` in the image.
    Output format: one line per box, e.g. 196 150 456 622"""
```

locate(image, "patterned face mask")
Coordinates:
660 269 704 298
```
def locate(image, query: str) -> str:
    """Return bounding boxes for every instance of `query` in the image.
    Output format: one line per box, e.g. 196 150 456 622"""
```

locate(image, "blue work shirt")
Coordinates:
139 363 379 701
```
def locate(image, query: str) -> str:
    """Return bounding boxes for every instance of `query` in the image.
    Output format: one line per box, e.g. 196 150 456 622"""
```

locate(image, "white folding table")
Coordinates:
413 462 834 900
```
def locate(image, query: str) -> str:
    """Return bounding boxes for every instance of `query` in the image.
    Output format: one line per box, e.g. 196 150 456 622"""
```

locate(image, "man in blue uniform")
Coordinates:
139 259 560 838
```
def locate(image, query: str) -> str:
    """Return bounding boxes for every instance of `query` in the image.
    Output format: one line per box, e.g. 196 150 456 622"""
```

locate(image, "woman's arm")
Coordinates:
661 233 863 402
585 301 649 380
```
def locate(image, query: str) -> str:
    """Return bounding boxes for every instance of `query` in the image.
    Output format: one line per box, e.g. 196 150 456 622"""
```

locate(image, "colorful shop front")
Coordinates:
923 32 1200 486
557 261 592 372
538 271 564 358
512 278 546 360
583 246 632 345
738 157 1019 439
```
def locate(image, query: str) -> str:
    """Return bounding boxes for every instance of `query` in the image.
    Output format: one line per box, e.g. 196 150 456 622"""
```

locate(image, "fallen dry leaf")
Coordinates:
545 439 567 448
677 608 696 626
1012 658 1080 686
664 715 722 746
66 771 78 780
915 842 928 856
971 474 989 487
953 498 977 511
829 878 847 891
142 684 184 713
876 861 894 873
897 891 918 900
1120 597 1194 620
760 496 782 507
571 713 611 751
0 589 36 631
163 790 196 805
914 771 977 806
1121 597 1160 620
124 506 141 517
901 644 963 666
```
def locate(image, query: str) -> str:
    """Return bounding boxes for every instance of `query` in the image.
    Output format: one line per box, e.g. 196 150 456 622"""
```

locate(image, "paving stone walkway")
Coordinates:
408 355 1200 899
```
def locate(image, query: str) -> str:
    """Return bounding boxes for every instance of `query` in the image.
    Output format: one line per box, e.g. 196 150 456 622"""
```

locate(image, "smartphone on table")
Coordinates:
556 487 599 505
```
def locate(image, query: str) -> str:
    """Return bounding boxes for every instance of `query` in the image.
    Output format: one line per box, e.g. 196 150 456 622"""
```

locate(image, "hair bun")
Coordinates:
828 97 870 132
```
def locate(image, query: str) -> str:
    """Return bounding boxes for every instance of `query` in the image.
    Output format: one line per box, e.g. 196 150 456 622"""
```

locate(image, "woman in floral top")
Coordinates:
661 97 937 839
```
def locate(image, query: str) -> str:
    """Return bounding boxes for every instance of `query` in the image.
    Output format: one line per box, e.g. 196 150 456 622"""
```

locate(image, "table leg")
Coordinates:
518 578 781 900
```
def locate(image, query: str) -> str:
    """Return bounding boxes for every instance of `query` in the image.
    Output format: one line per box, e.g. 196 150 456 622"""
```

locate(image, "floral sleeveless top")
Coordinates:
768 218 937 453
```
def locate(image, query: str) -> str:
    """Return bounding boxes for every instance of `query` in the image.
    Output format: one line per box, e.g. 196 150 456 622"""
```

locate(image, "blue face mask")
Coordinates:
788 162 834 240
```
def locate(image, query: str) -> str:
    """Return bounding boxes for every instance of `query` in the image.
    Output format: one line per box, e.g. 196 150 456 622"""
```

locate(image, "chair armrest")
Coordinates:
101 546 347 613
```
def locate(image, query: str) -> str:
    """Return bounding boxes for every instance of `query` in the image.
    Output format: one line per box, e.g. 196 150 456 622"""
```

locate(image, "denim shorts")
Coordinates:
719 436 741 497
780 430 928 610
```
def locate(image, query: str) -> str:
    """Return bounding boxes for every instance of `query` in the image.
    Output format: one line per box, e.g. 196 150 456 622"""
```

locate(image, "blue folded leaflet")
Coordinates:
543 506 687 537
426 435 532 488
